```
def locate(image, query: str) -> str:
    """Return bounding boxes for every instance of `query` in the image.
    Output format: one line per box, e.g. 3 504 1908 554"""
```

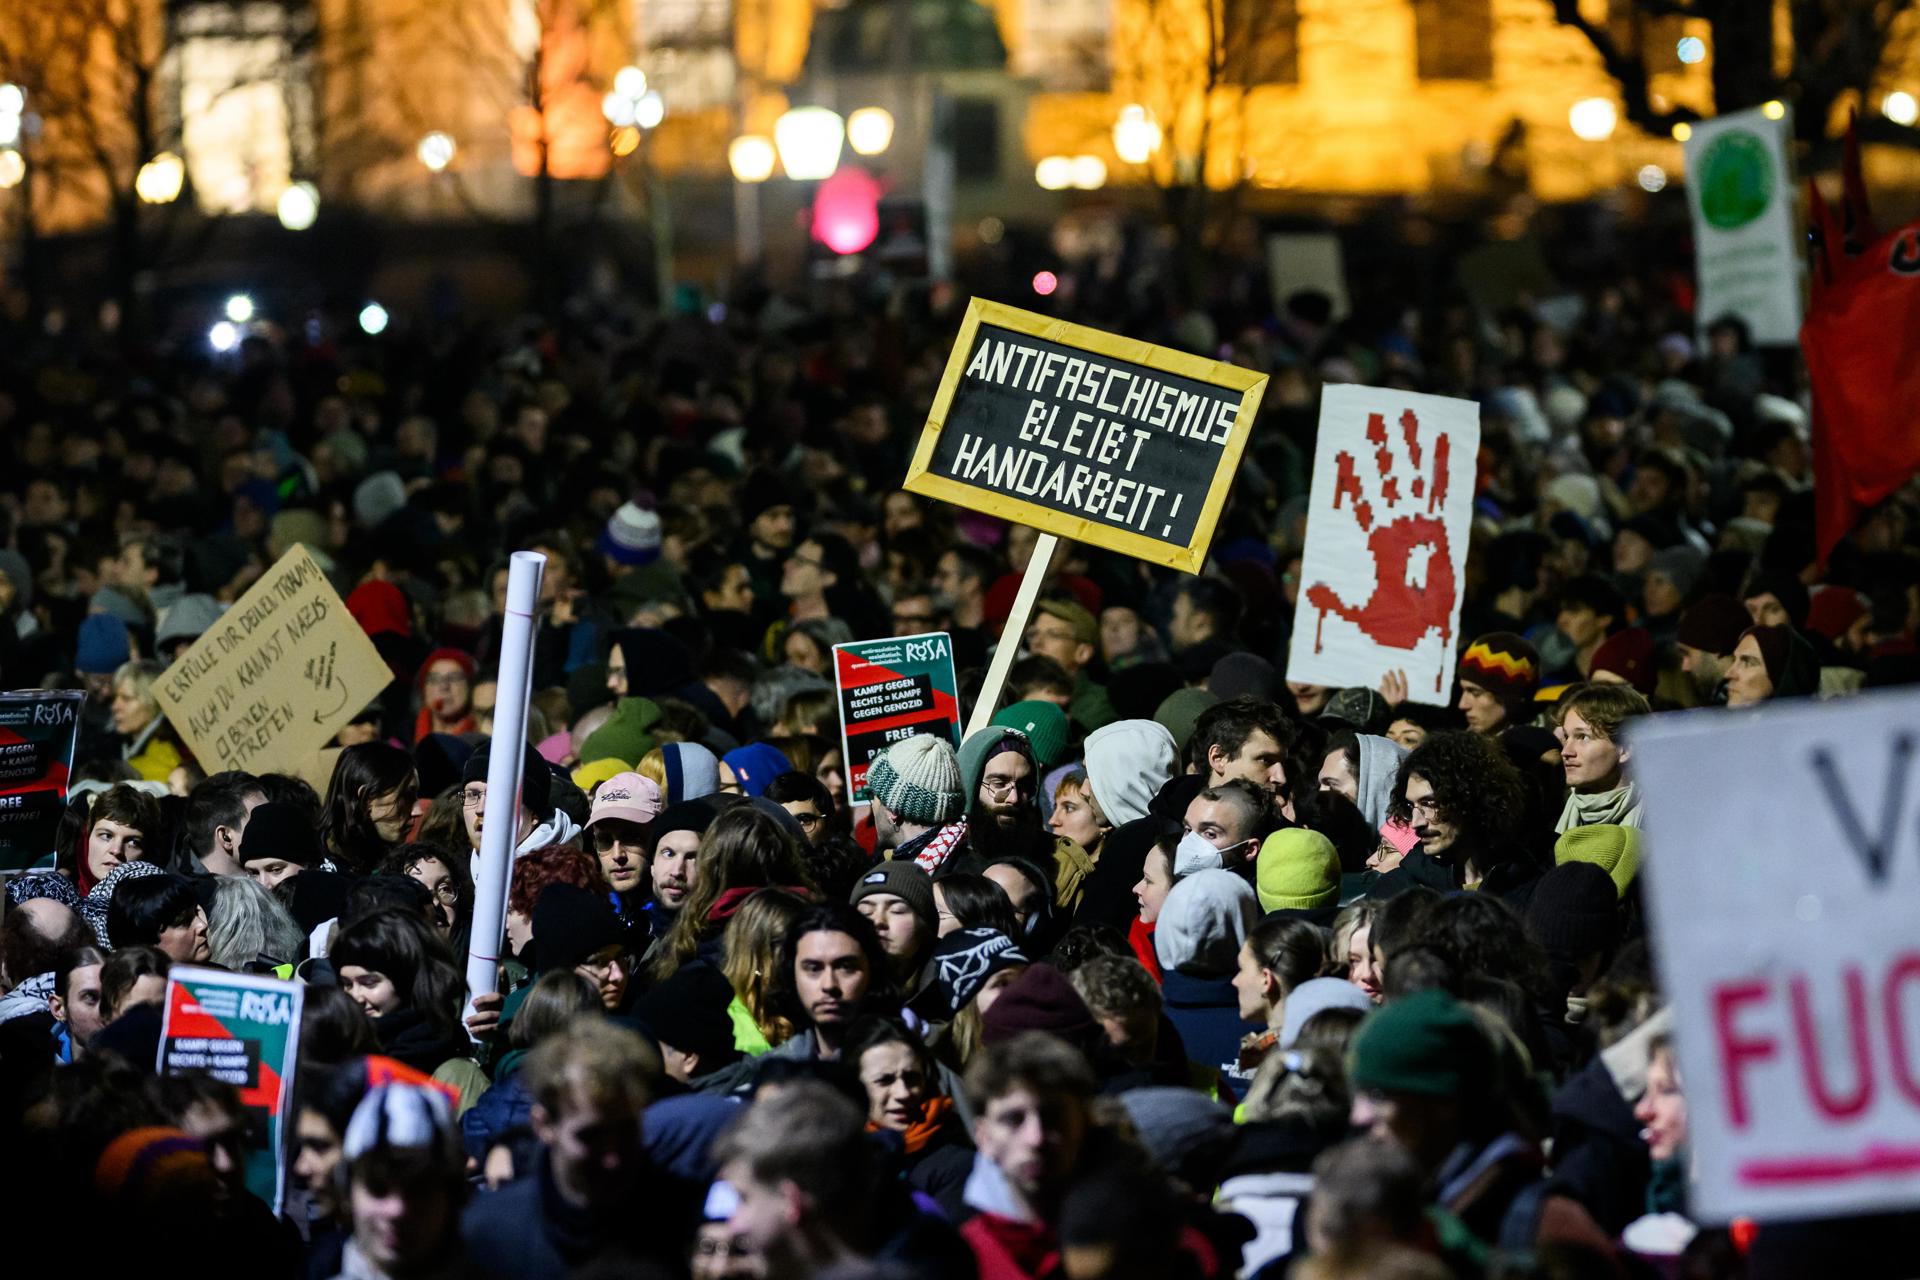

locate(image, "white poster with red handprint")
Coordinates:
1285 385 1479 706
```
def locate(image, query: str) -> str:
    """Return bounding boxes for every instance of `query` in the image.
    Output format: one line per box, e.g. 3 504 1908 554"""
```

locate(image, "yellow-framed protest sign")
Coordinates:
903 298 1268 575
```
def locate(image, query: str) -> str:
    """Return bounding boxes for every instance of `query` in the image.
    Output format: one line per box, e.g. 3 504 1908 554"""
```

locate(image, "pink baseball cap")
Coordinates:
586 772 663 829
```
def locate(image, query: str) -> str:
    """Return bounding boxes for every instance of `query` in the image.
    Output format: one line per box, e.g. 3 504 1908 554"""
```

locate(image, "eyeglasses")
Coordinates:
695 1238 752 1260
461 787 487 809
792 811 824 828
981 774 1029 800
423 883 458 905
577 950 631 978
1409 796 1444 819
423 673 468 691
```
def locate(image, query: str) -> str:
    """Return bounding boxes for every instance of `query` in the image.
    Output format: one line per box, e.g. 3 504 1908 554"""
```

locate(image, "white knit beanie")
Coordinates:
1083 719 1176 828
867 733 965 826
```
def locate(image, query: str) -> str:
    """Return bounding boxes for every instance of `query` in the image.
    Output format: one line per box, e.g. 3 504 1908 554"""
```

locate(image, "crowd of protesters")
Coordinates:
0 251 1915 1280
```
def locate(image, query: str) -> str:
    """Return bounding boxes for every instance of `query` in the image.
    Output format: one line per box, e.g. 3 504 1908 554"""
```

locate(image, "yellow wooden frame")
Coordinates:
903 297 1269 574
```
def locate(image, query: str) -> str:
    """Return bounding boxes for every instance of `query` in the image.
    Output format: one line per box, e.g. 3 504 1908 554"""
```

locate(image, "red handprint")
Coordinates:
1304 408 1455 691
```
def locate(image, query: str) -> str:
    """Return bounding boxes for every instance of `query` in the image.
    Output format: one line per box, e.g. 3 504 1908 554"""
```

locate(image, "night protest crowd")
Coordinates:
0 256 1912 1280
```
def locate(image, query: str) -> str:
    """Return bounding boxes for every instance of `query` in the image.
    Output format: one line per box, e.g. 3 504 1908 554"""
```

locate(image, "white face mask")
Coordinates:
1174 830 1226 877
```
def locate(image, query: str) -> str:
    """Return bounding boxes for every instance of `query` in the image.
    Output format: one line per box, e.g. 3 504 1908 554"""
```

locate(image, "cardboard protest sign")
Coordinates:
157 967 305 1212
1685 104 1803 346
0 690 83 870
153 546 391 775
904 299 1267 574
1637 688 1920 1222
835 632 962 803
1285 385 1479 704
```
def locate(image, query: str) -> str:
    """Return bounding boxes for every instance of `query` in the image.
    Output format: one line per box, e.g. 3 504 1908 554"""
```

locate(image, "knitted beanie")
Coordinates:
1277 978 1375 1050
1153 688 1220 756
867 734 965 826
1589 628 1656 696
415 646 477 692
850 861 937 935
1348 989 1488 1098
910 926 1029 1021
723 743 793 798
1208 652 1278 703
1458 632 1540 703
652 798 721 843
464 740 553 820
1254 829 1341 913
991 700 1071 771
76 614 132 676
636 963 741 1067
1675 594 1750 657
238 801 325 868
598 501 663 567
1554 823 1641 899
981 962 1101 1049
661 742 721 805
531 883 627 973
1321 687 1390 735
1524 862 1622 959
579 698 665 770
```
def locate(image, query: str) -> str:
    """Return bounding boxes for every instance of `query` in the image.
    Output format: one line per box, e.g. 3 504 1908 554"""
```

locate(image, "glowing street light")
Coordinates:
1569 98 1617 141
1637 164 1668 193
1885 91 1919 127
1761 100 1786 120
0 150 22 190
1672 122 1693 142
136 152 185 204
417 132 456 173
728 135 777 183
1068 155 1107 190
774 106 844 180
1034 156 1072 190
1675 36 1705 65
602 91 637 127
276 181 319 230
847 107 894 156
1113 105 1162 165
1032 271 1059 297
0 116 16 148
0 85 22 117
359 302 390 336
614 66 647 101
225 294 255 323
634 90 665 130
208 321 240 353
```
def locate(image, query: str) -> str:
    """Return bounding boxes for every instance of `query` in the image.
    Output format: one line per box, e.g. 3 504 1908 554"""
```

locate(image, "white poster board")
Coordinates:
1685 105 1803 346
1638 689 1920 1222
1265 233 1350 321
1285 385 1478 704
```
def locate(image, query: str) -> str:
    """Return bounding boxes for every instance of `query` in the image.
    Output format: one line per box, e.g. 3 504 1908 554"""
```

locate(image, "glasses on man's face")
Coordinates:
792 810 824 829
1409 796 1444 819
423 883 458 905
577 949 630 978
894 613 933 629
981 774 1029 800
695 1237 752 1260
461 787 487 809
423 673 467 691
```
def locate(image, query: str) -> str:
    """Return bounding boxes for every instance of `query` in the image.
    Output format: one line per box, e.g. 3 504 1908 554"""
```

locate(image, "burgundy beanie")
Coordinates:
1743 624 1790 687
981 963 1099 1049
1676 594 1750 657
1589 628 1656 696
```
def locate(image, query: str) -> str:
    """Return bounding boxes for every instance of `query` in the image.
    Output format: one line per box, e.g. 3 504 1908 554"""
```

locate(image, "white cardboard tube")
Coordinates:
463 550 546 1022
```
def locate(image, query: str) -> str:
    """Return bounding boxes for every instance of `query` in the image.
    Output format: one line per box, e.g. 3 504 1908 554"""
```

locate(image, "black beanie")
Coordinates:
531 883 627 973
1524 862 1620 960
636 962 741 1069
464 739 553 820
238 801 325 868
652 798 720 844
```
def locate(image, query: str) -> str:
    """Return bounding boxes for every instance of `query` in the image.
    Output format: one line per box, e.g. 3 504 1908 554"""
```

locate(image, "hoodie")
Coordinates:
1155 871 1262 1074
1353 734 1409 831
466 809 584 886
1083 719 1178 828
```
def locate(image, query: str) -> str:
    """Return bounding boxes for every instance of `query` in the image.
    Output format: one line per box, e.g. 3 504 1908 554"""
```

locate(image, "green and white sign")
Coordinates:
157 968 305 1212
834 632 962 805
1684 105 1802 346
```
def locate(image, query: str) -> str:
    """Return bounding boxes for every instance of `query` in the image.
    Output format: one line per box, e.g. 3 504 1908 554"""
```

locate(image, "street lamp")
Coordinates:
0 150 22 190
729 135 777 183
1886 91 1920 126
225 294 255 323
774 107 844 181
359 303 390 336
847 107 894 157
417 132 456 173
1034 156 1072 190
614 66 647 101
0 85 22 117
1568 98 1617 141
276 181 319 230
1113 105 1161 165
136 152 185 204
1068 155 1107 190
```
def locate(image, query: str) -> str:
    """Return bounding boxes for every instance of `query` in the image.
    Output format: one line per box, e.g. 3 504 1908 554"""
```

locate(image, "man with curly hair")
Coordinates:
1368 732 1541 907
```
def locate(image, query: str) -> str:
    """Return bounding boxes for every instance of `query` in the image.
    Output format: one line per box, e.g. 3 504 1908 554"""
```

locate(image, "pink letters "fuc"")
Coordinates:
1715 955 1920 1129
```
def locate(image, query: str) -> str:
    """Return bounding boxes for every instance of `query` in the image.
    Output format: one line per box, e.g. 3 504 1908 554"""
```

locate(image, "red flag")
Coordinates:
1801 221 1920 562
1841 109 1877 256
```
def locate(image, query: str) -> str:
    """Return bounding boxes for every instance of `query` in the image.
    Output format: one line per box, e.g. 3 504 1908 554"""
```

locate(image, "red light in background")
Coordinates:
811 168 883 255
1032 270 1058 296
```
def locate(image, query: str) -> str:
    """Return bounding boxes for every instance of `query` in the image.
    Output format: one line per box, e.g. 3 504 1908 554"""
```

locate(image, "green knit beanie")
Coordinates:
991 700 1071 771
1255 829 1340 912
1349 989 1487 1098
577 697 664 770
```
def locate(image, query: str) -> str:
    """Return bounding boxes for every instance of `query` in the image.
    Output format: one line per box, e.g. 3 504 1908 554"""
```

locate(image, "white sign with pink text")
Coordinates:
1639 688 1920 1222
1285 385 1479 705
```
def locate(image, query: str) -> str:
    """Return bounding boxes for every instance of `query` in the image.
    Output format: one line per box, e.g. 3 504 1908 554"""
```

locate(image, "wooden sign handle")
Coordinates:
967 532 1058 737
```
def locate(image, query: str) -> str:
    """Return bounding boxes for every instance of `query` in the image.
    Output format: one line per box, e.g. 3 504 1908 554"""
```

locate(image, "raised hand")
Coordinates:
1304 407 1456 691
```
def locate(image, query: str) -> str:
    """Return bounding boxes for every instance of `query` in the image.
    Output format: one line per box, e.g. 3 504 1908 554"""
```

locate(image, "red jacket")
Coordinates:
962 1211 1060 1280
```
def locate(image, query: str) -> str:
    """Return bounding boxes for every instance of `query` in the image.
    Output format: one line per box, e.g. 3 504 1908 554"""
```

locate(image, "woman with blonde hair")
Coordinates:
112 659 185 782
718 887 811 1053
